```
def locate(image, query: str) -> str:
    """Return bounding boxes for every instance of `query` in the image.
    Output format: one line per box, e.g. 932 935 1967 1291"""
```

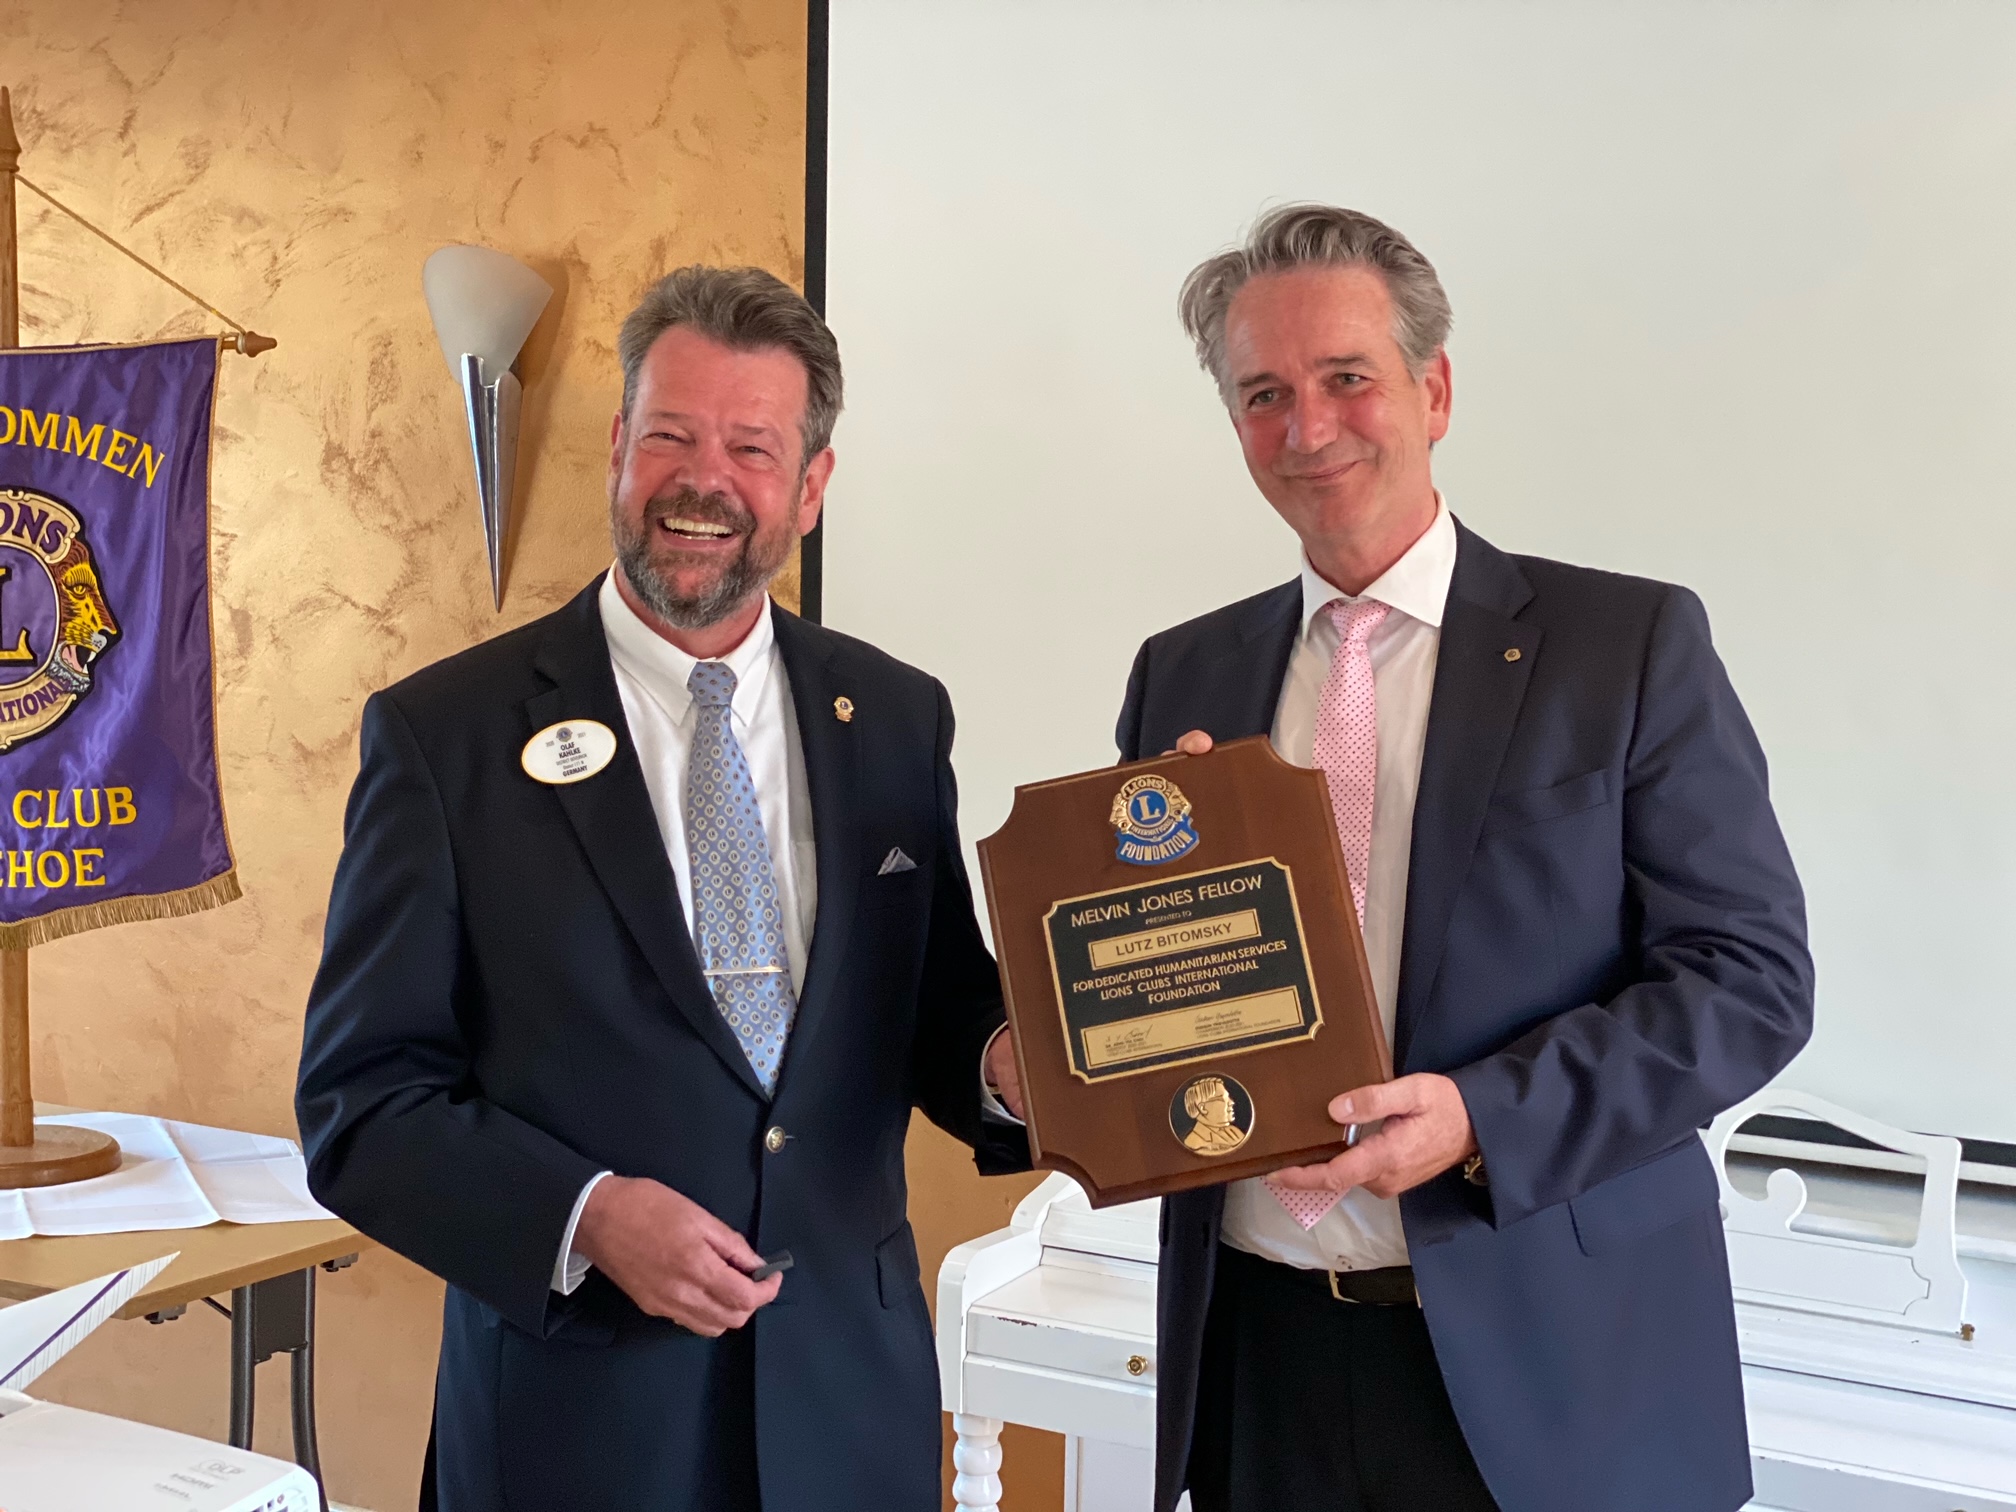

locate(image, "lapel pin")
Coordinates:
834 696 854 723
1503 648 1522 663
522 719 619 785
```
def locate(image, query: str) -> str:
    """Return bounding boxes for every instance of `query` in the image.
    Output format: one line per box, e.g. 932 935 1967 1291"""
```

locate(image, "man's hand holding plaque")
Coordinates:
1269 1075 1479 1200
982 1023 1025 1121
1167 731 1479 1205
978 734 1394 1206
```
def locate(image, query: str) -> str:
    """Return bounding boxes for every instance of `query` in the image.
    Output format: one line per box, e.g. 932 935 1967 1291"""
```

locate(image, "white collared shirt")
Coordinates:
550 571 817 1294
1218 497 1457 1274
598 571 817 985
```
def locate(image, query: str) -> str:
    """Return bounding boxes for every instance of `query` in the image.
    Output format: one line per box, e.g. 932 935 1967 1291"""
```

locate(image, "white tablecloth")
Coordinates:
0 1112 333 1239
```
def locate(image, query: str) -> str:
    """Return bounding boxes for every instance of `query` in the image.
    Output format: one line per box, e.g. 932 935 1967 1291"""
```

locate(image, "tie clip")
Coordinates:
704 966 785 977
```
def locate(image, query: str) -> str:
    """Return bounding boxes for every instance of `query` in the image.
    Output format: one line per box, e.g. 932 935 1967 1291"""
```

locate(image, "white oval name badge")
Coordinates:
521 720 618 785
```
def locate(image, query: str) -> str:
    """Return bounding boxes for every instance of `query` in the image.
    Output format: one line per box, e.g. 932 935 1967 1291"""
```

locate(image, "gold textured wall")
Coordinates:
0 2 1063 1508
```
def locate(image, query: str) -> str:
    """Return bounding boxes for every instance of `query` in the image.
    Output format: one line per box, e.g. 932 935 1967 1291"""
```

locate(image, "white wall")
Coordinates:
825 0 2016 1143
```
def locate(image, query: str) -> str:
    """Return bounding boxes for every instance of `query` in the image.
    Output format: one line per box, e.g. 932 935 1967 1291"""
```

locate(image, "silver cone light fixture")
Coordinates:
422 246 554 610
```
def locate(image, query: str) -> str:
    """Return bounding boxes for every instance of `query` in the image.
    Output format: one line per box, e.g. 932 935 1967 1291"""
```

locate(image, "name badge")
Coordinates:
521 720 618 785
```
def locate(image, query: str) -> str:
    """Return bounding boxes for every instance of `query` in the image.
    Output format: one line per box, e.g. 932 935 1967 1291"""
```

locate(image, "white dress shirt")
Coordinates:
1219 498 1457 1274
549 572 817 1294
597 572 817 980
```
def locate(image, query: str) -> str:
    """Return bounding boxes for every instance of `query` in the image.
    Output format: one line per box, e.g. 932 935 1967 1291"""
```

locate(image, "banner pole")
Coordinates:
0 952 28 1146
1 85 17 348
1 85 31 1150
0 86 119 1186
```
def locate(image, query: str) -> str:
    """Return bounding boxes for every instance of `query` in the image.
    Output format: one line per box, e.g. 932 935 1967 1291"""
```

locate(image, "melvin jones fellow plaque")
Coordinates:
978 737 1390 1207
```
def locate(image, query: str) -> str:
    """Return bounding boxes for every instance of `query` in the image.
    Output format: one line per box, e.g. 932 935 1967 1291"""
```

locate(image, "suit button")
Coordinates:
764 1126 788 1154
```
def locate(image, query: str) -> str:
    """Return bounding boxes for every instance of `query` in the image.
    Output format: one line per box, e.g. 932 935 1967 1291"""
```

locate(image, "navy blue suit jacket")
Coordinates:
296 579 1026 1511
1121 524 1813 1512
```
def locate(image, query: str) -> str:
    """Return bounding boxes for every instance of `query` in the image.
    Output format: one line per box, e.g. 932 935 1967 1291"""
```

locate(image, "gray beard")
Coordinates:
610 487 794 630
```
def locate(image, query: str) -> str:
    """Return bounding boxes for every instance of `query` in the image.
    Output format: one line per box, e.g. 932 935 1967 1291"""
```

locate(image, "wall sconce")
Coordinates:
422 245 554 610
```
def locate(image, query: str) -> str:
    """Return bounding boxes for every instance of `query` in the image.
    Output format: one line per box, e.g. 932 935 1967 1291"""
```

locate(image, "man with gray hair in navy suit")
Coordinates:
1121 205 1813 1512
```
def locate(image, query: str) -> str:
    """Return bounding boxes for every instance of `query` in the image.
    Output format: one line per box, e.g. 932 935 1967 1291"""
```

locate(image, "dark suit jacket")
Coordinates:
296 578 1027 1511
1121 523 1813 1512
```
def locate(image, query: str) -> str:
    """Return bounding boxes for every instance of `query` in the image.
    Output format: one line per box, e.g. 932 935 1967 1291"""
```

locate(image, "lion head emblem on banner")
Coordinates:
0 487 120 751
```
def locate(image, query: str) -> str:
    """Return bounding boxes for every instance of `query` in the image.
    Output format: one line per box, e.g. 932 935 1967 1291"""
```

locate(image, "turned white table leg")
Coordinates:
951 1413 1006 1511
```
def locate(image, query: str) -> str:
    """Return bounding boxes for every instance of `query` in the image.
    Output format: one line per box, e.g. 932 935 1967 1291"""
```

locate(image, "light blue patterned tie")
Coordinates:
686 661 797 1094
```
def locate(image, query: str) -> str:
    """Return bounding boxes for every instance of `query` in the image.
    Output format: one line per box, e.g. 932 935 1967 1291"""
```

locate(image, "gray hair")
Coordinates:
617 265 844 463
1178 204 1452 404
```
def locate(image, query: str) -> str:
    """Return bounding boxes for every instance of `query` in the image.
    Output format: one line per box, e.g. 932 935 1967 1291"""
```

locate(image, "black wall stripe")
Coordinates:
801 0 830 624
1741 1114 2016 1171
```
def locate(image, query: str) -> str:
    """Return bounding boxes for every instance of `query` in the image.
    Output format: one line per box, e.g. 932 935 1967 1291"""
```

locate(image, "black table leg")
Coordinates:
220 1263 339 1511
228 1283 255 1450
290 1266 324 1492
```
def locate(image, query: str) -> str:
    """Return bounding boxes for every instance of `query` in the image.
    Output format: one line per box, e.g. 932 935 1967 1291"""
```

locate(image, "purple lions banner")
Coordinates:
0 339 236 947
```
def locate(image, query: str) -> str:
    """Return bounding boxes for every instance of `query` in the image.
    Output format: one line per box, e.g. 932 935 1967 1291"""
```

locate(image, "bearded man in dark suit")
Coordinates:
297 265 1028 1511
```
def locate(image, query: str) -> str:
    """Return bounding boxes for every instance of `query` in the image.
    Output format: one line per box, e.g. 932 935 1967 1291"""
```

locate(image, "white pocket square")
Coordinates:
878 847 917 876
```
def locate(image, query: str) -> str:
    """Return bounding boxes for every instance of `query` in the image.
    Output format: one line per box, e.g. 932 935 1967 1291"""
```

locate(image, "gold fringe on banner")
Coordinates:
0 870 242 951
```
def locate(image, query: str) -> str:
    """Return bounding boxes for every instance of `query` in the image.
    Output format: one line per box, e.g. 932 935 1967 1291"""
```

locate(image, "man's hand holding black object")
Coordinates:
574 1175 782 1336
1269 1075 1479 1200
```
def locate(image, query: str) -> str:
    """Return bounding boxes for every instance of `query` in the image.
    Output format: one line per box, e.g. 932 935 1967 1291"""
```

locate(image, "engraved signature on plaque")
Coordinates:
1043 858 1324 1082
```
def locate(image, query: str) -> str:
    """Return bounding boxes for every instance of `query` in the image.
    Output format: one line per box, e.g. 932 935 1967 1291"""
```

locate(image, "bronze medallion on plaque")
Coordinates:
979 736 1390 1206
1168 1073 1254 1156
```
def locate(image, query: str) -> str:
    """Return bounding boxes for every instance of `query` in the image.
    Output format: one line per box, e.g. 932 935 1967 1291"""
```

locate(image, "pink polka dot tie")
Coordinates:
1266 597 1389 1229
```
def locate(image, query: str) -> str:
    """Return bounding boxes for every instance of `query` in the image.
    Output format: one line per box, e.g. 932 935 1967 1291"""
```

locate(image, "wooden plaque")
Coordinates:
978 737 1390 1207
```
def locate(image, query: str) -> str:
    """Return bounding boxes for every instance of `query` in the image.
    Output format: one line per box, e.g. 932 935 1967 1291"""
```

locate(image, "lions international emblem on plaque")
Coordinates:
1110 773 1199 866
0 488 120 752
1169 1073 1254 1157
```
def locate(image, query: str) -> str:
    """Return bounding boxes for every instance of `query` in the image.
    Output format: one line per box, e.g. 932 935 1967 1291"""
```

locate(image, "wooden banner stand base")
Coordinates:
0 1123 121 1188
0 947 122 1189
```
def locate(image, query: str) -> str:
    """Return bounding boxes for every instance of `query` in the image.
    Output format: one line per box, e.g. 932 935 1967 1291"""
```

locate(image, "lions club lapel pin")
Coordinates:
521 720 618 785
834 696 854 723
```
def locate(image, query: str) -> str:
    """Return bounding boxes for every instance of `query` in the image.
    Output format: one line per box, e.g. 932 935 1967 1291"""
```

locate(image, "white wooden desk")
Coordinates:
939 1093 2016 1512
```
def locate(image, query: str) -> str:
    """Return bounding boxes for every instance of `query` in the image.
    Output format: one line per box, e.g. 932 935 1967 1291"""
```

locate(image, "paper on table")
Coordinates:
167 1118 331 1224
0 1113 333 1240
0 1116 212 1239
0 1254 177 1391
